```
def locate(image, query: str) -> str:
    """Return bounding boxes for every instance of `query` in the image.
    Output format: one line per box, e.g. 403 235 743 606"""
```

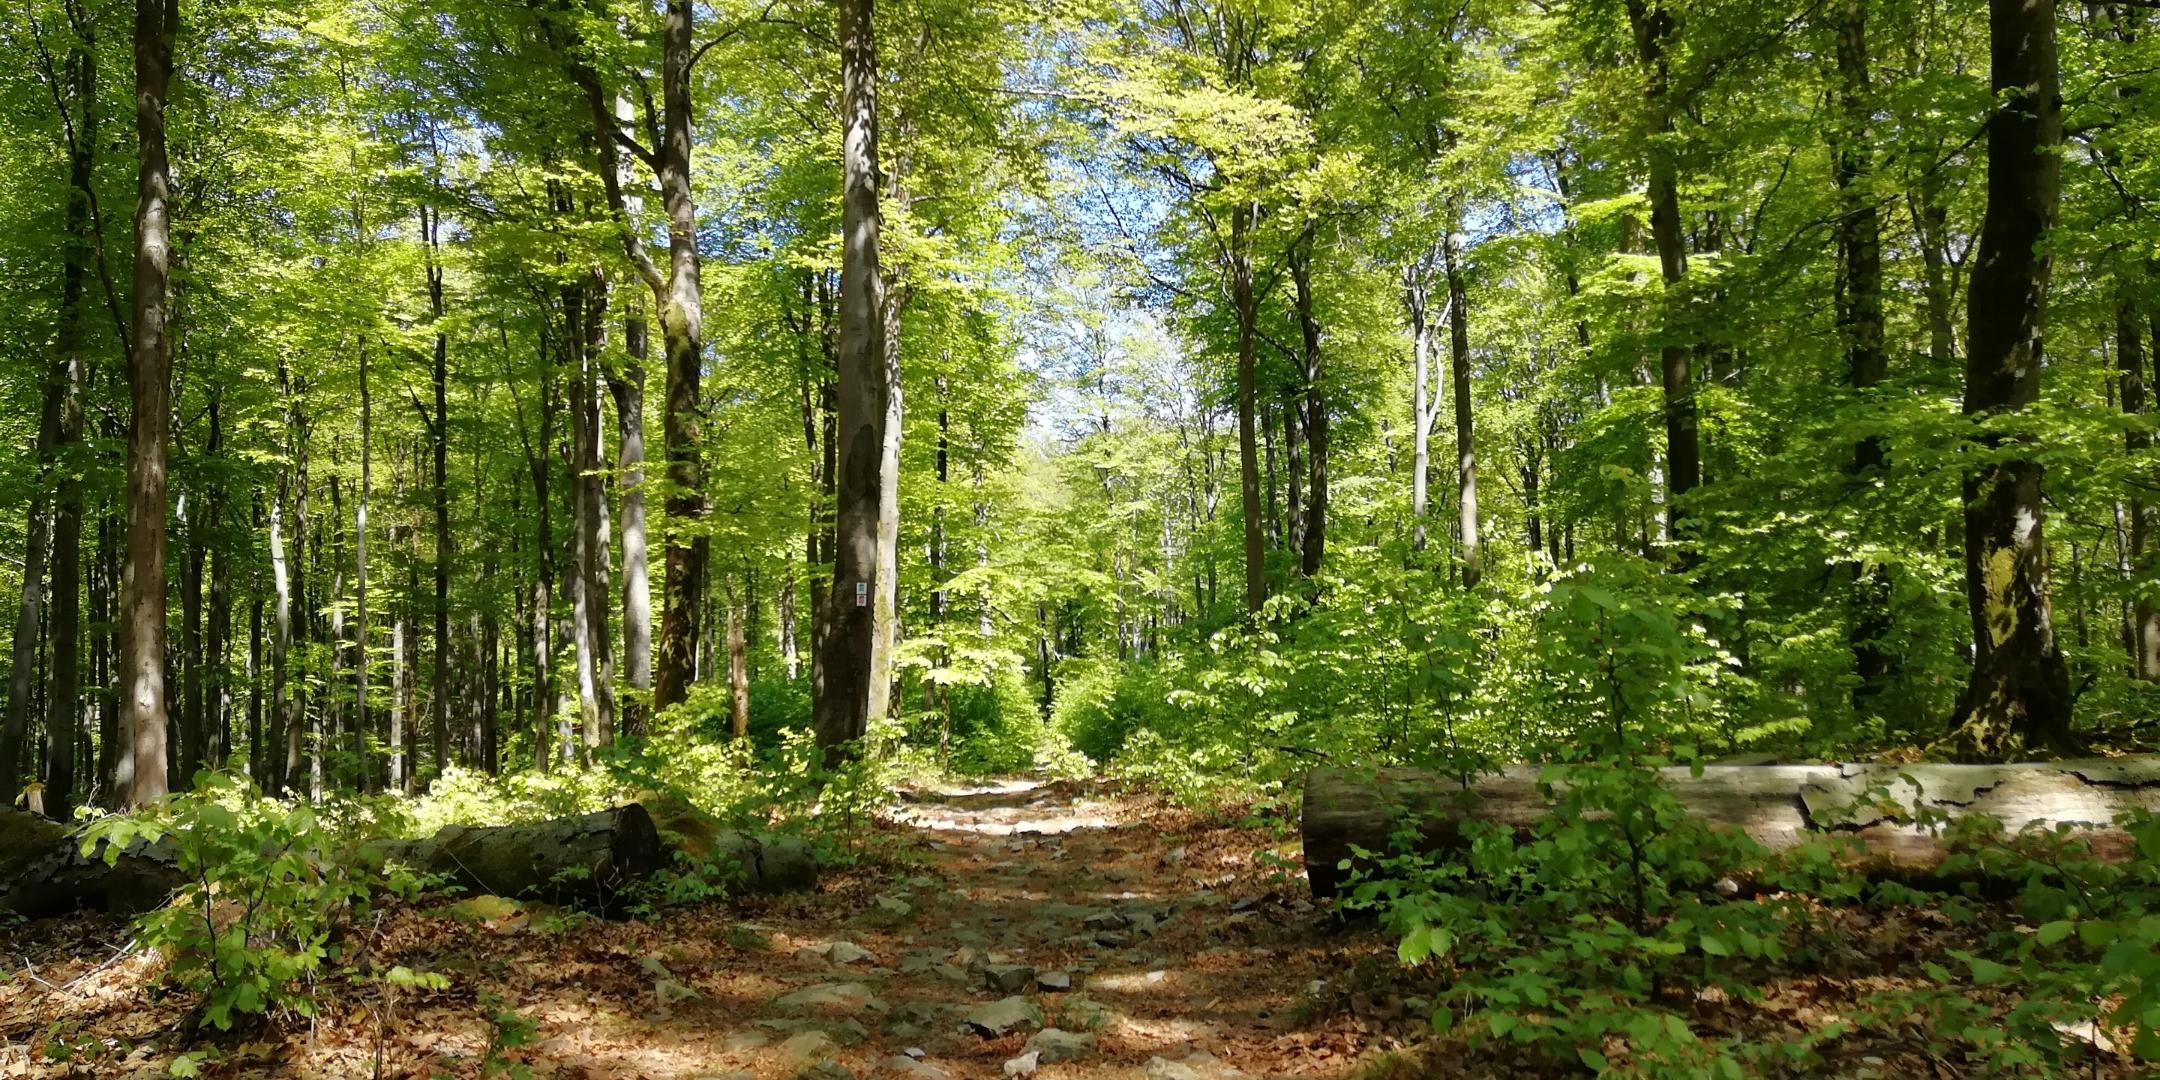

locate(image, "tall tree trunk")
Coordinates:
1405 263 1440 553
1 257 64 807
2119 291 2159 679
572 269 615 758
728 585 748 741
1624 0 1700 547
1945 0 2074 757
123 0 180 807
610 302 652 735
354 345 371 787
424 203 451 781
40 4 96 823
1441 217 1477 587
1233 203 1265 612
815 0 887 768
652 0 708 713
1835 0 1895 712
868 287 904 729
206 400 230 772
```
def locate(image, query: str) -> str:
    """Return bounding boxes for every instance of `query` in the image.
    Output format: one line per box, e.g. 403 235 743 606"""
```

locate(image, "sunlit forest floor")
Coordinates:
2 778 2143 1078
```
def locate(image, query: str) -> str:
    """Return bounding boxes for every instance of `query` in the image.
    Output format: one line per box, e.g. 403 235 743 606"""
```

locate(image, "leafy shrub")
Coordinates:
83 773 424 1030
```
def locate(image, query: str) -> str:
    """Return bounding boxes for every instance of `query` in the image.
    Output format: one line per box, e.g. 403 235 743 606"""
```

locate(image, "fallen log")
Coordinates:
377 804 666 911
0 808 182 919
1301 760 2160 898
1 801 818 920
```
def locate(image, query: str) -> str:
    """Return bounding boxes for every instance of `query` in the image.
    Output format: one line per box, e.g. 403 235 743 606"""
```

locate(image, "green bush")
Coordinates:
83 773 424 1031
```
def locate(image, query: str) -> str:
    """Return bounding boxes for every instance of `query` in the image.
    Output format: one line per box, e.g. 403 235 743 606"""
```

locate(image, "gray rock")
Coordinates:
797 1063 854 1080
1081 910 1129 931
1036 970 1072 992
1002 1051 1040 1077
875 895 914 919
882 1056 952 1079
962 996 1043 1037
982 963 1036 993
1022 1028 1095 1064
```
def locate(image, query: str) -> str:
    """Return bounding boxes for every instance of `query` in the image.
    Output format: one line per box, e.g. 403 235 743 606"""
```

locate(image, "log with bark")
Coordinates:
1 802 818 919
0 807 182 919
1301 760 2160 898
376 804 665 912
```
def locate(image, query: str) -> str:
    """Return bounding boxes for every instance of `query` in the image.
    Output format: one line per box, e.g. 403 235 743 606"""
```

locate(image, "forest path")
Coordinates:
654 777 1396 1080
0 780 1413 1080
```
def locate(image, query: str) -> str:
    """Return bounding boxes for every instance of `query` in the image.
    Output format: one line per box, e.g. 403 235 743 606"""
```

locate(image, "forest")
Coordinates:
3 0 2160 1075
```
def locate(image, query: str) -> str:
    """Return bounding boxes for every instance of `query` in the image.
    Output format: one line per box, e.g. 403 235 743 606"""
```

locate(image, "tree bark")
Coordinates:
1946 0 2075 758
611 301 653 735
1405 261 1440 554
1301 762 2160 898
1233 204 1266 612
816 0 888 769
123 0 180 808
1834 0 1895 712
2118 291 2159 678
652 0 708 714
1624 0 1699 547
1442 214 1478 587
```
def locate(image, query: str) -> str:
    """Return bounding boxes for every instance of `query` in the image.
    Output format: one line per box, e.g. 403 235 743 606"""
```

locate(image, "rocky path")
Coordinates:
660 778 1388 1080
1 779 1406 1079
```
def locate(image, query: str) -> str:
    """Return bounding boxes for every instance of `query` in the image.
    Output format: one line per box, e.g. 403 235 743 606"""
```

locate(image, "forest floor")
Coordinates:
6 778 2144 1078
1 779 1426 1079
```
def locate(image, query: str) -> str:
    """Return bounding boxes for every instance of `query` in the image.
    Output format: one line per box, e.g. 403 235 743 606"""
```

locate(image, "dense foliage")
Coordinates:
3 0 2160 1071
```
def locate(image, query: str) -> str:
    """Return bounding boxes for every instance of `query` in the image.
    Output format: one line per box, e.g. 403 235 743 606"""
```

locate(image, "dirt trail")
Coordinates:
1 780 1406 1079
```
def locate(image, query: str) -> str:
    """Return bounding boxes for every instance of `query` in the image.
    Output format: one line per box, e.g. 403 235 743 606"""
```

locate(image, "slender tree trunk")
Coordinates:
123 0 180 807
1835 0 1896 712
1233 203 1265 613
1 265 63 808
572 269 615 758
1945 0 2074 757
728 585 748 741
422 206 451 782
354 346 371 787
868 287 904 728
652 0 708 713
610 301 652 735
1406 267 1438 553
815 0 887 768
2119 291 2159 679
206 408 231 772
1441 217 1477 587
1625 0 1699 546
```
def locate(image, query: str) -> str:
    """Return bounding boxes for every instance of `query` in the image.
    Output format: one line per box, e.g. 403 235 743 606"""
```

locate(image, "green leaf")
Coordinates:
1699 933 1732 957
1577 1047 1610 1072
2034 920 2074 947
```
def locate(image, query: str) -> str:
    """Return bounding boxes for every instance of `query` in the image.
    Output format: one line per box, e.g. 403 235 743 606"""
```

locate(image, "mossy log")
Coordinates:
1301 760 2160 898
0 808 182 919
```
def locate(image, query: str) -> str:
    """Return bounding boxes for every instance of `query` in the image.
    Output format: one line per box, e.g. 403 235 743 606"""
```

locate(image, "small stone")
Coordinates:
827 941 878 965
1227 897 1259 913
962 996 1043 1037
1022 1028 1095 1064
982 963 1036 993
1163 845 1188 866
798 1062 854 1080
656 978 700 1005
1002 1051 1040 1077
875 895 914 918
1093 931 1132 948
903 1047 927 1060
1036 971 1071 992
638 954 673 978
